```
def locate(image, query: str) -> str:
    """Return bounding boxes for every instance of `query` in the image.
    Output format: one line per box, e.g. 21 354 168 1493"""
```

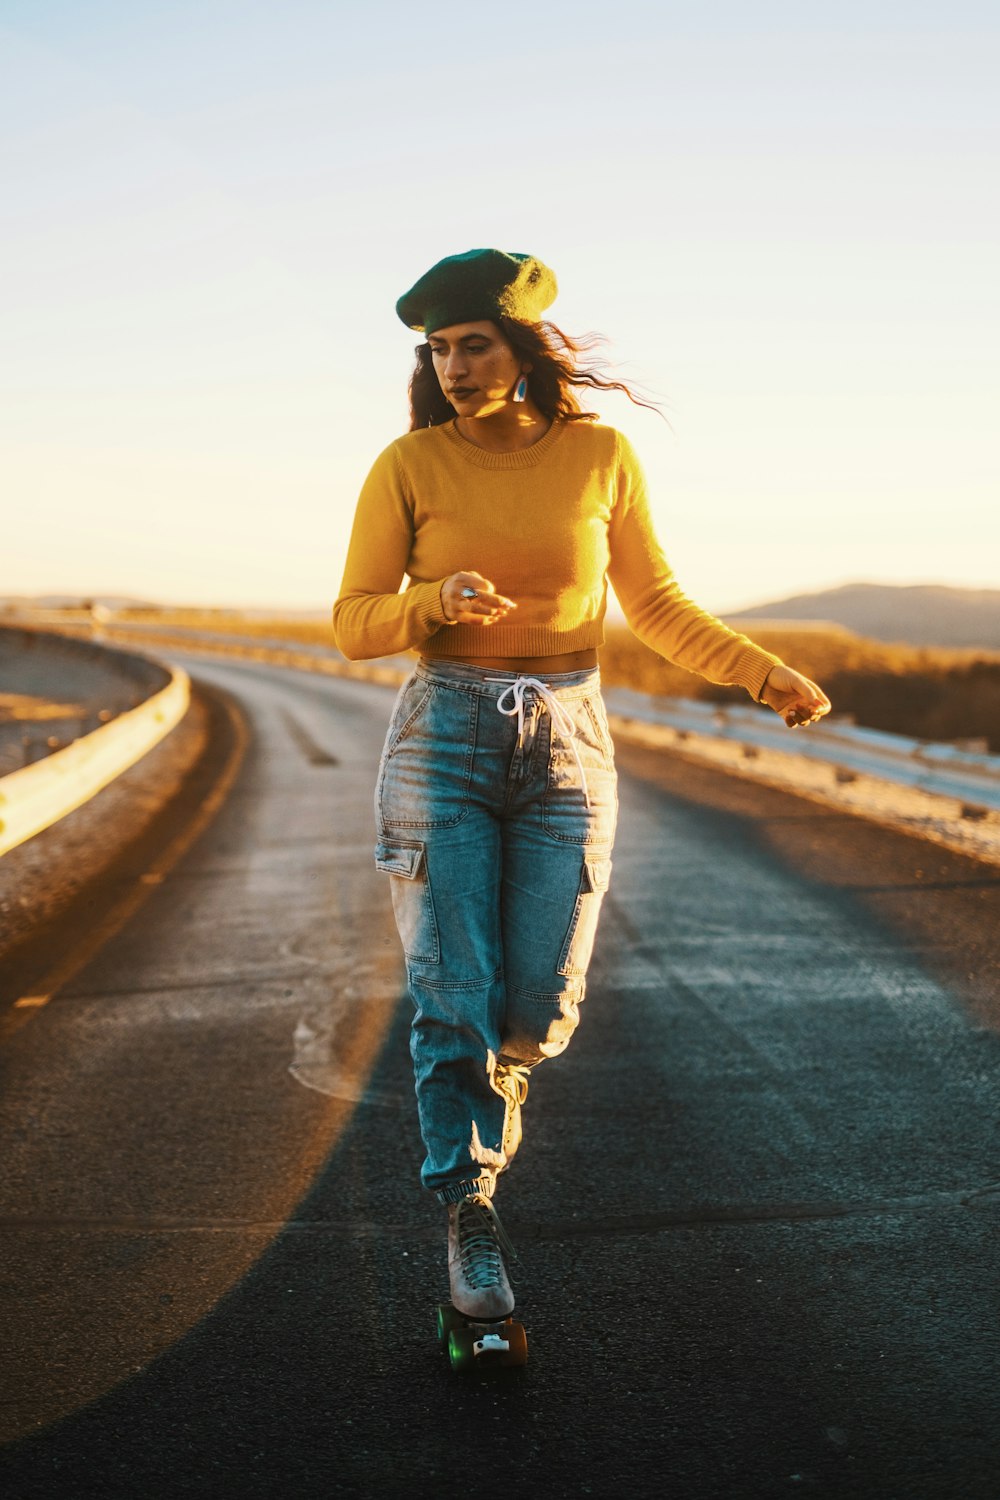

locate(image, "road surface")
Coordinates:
2 655 999 1499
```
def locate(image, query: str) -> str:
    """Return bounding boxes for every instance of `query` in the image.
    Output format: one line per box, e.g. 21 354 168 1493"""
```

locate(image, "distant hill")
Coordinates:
726 584 1000 650
0 593 160 612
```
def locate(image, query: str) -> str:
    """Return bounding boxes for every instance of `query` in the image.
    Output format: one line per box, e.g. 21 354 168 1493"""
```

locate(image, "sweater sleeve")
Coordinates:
607 432 782 700
331 443 450 661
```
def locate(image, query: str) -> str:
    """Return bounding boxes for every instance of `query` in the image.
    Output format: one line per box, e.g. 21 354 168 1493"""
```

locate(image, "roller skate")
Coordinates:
436 1193 528 1371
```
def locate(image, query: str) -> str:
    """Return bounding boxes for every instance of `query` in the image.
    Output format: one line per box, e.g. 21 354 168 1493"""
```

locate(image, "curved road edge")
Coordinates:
0 679 246 1032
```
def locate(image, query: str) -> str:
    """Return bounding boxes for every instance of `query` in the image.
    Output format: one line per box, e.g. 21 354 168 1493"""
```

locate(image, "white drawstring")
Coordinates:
490 676 590 807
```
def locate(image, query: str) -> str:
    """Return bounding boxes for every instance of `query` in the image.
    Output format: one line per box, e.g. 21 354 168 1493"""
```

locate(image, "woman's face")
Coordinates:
426 321 526 416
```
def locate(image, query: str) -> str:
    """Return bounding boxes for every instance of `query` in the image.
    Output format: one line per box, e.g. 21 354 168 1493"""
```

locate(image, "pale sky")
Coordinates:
2 0 997 614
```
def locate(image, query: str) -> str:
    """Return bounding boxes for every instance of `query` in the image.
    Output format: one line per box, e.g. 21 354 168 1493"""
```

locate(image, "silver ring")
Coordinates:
460 587 478 600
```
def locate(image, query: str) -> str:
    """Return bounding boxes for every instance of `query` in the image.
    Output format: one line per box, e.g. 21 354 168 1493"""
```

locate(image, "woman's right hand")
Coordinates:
440 571 517 626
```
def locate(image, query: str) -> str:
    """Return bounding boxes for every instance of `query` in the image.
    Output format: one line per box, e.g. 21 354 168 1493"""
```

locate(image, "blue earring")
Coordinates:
513 374 528 403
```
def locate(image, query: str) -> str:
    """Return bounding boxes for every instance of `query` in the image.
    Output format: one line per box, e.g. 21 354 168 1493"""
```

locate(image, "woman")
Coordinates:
332 248 830 1324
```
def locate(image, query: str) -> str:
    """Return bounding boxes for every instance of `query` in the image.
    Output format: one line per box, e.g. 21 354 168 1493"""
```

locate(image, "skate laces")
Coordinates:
496 1063 530 1107
456 1195 517 1288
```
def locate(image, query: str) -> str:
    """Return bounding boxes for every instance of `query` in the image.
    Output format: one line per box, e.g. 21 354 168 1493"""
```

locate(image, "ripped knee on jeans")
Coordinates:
501 979 585 1065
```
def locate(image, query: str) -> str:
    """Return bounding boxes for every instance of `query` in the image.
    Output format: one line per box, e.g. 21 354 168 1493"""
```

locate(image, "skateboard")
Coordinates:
435 1302 528 1371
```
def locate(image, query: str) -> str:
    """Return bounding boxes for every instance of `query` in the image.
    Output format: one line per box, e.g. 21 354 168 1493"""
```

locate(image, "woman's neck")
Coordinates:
454 404 552 453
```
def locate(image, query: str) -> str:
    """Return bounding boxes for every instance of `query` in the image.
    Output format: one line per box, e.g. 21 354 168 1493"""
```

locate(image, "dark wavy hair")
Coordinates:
407 319 659 430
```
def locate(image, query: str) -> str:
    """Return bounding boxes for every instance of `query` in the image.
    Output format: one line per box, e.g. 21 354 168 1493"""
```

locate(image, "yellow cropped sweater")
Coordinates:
333 419 781 700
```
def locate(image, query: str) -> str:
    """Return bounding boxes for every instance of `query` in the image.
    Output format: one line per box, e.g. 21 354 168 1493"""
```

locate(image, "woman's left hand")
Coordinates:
759 665 832 728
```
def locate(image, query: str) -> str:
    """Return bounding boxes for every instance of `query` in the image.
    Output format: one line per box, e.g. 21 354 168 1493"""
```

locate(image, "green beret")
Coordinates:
396 248 558 335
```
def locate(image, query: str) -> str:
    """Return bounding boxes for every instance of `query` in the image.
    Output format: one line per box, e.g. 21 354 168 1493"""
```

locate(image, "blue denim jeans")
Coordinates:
374 659 618 1203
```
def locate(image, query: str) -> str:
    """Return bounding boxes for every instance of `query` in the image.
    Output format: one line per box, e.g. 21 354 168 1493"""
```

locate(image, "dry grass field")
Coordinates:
601 621 1000 752
114 608 1000 753
113 608 338 647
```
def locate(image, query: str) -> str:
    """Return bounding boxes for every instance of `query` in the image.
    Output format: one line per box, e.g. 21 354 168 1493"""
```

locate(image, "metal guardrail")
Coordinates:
603 689 1000 817
0 667 190 857
12 615 994 833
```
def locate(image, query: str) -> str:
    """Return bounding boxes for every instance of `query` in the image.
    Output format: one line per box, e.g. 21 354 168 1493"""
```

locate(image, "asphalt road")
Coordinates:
2 656 999 1500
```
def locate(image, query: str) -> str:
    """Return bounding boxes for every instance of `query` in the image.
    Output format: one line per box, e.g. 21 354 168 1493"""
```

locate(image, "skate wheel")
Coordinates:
447 1320 529 1371
447 1325 478 1371
505 1320 529 1365
435 1303 464 1348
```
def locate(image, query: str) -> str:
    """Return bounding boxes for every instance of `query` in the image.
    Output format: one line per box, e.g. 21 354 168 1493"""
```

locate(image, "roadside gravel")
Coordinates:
610 716 1000 870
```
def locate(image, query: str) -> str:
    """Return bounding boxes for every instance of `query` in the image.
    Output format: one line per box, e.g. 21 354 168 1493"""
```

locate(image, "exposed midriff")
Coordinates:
420 648 598 674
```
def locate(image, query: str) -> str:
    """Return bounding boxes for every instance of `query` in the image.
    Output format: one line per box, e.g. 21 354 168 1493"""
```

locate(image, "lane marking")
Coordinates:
279 707 339 767
4 691 248 1036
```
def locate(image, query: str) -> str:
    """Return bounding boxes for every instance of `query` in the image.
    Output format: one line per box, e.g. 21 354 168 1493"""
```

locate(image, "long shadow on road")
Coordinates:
4 744 1000 1499
6 993 998 1500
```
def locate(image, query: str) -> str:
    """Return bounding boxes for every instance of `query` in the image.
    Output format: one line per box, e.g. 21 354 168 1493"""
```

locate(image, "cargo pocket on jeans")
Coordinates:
556 855 613 977
374 839 440 964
